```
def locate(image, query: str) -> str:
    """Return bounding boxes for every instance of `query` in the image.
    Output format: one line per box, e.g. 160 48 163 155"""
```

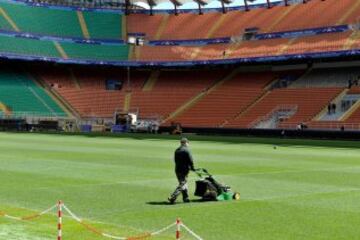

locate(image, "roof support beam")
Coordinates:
150 5 153 15
125 0 130 15
266 0 271 8
221 0 226 13
170 0 182 15
218 0 231 13
243 0 249 11
198 2 203 15
193 0 206 15
147 0 156 15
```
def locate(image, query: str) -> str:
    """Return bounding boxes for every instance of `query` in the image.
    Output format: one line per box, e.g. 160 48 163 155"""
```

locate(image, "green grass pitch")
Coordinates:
0 132 360 240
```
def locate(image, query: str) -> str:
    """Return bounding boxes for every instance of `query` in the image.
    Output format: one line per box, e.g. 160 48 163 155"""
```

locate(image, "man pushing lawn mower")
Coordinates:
168 138 240 204
168 137 195 204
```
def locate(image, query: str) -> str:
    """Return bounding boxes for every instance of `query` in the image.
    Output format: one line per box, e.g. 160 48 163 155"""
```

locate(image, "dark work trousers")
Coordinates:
170 173 189 201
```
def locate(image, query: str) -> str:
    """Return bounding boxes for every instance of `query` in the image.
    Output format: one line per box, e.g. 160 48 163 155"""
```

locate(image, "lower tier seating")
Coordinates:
0 69 66 117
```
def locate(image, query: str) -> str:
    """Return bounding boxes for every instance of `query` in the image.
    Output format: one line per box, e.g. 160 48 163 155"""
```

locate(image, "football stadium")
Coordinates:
1 0 360 239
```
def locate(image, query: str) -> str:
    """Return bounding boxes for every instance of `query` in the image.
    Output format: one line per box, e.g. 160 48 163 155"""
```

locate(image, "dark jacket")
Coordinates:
174 145 195 175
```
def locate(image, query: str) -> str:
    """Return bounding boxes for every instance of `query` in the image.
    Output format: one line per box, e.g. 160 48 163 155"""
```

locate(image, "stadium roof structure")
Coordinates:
23 0 300 14
129 0 293 14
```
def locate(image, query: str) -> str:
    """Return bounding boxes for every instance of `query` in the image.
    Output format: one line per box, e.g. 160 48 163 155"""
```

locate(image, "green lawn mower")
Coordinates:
194 168 240 201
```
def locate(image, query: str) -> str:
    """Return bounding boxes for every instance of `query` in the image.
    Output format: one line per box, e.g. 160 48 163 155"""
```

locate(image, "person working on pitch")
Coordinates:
168 137 196 204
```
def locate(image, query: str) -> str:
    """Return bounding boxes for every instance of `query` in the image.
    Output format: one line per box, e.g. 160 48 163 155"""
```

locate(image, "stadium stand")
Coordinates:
0 34 129 61
0 69 66 117
82 11 124 40
59 42 129 61
39 68 223 118
136 31 352 62
129 70 222 119
0 1 82 36
289 67 360 88
37 67 137 117
225 87 343 129
126 0 360 41
169 72 276 127
0 0 360 133
0 1 124 40
0 35 60 58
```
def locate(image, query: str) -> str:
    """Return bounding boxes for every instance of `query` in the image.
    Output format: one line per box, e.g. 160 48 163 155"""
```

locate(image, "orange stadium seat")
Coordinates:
171 72 276 127
38 68 149 117
226 87 343 128
126 0 360 41
129 70 222 119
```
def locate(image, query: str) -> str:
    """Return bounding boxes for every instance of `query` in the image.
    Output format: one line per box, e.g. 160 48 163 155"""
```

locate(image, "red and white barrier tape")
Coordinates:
150 222 176 236
181 223 203 240
64 204 204 240
1 204 57 221
2 201 204 240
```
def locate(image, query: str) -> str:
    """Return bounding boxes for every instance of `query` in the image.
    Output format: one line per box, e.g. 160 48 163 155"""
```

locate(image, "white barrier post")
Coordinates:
57 201 62 240
176 218 181 240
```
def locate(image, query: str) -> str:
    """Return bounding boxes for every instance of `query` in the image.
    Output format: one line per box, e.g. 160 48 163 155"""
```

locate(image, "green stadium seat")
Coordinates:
0 71 66 117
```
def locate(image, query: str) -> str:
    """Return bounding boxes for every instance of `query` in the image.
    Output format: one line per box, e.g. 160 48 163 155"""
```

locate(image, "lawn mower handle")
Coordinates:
194 168 211 177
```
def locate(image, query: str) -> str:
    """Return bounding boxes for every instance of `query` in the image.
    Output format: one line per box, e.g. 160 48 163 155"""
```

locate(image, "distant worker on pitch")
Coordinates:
168 137 196 204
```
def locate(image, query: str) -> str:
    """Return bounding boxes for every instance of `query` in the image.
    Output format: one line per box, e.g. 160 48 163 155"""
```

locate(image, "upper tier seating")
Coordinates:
0 34 129 61
0 35 60 58
127 0 360 41
60 41 129 61
82 11 123 40
0 29 351 64
137 31 352 62
0 69 66 117
0 1 124 39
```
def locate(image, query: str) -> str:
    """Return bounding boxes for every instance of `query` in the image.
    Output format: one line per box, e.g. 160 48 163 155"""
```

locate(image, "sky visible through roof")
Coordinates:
138 0 272 10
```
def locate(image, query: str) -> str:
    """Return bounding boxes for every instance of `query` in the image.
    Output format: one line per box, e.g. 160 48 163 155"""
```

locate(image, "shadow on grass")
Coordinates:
146 199 204 205
7 131 360 149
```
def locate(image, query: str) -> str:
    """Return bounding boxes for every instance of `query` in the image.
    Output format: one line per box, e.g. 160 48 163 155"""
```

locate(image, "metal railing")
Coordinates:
249 104 298 128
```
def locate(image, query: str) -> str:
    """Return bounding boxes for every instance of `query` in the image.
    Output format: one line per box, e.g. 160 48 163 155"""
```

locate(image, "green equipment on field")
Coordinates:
194 168 240 201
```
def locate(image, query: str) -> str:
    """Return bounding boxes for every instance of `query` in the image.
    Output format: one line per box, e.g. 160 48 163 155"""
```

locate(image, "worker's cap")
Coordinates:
180 137 189 143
